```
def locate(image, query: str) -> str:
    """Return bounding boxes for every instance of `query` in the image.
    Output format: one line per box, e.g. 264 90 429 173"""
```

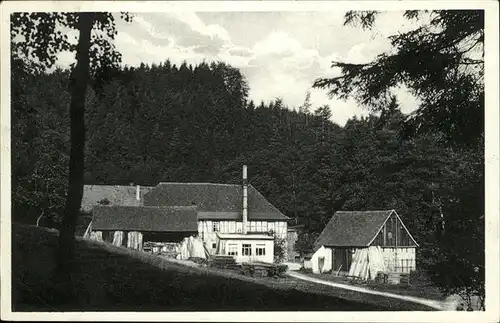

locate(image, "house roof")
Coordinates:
197 212 288 221
144 183 289 221
314 210 396 249
91 205 198 232
81 185 154 213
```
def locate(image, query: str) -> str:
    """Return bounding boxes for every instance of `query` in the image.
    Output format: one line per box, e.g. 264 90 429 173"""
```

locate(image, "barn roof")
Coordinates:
314 210 397 249
144 183 289 221
81 185 154 213
92 205 198 232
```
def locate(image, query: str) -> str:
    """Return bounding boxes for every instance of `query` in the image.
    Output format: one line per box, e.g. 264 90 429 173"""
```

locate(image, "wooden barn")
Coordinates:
84 205 198 251
311 210 419 275
77 184 154 236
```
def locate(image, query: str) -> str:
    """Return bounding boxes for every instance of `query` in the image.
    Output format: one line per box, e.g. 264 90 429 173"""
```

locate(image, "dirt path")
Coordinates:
156 258 433 310
287 271 450 310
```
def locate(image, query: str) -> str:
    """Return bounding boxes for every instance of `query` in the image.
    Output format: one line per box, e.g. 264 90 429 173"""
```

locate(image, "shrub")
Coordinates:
267 264 288 277
273 235 287 263
277 264 288 274
294 231 318 257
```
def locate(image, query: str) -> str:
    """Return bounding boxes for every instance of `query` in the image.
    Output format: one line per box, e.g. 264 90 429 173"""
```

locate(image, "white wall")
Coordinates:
311 246 333 274
219 239 274 263
381 247 417 273
198 220 287 253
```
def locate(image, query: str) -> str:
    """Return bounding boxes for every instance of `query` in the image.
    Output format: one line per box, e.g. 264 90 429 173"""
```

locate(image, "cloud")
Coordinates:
52 11 423 126
227 47 254 57
122 12 228 56
192 43 223 55
116 30 206 68
166 11 231 42
252 31 302 56
344 41 391 64
133 15 173 42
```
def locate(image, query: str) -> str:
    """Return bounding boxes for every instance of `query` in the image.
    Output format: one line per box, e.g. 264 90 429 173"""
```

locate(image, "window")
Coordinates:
213 222 220 232
212 242 217 249
256 244 266 256
255 221 267 232
227 244 238 256
242 244 252 256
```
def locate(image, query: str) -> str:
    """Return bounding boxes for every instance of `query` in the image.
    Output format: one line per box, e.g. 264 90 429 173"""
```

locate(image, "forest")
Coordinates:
10 10 484 305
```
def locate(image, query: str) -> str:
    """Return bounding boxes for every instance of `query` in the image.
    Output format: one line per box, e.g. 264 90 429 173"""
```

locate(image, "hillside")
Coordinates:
11 224 433 311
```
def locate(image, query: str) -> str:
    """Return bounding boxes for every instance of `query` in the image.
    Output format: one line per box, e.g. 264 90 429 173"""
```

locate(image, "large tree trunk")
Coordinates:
56 13 95 272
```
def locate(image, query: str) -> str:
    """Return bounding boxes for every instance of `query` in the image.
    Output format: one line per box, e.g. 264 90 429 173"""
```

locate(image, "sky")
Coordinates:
57 11 424 126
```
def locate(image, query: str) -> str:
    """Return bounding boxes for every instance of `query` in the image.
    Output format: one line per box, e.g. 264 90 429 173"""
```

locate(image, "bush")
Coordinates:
273 235 287 263
267 264 288 277
294 232 318 257
299 267 313 274
277 264 288 274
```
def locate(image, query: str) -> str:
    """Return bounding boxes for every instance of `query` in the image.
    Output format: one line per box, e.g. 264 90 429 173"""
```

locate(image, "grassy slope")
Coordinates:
11 225 433 311
297 271 446 301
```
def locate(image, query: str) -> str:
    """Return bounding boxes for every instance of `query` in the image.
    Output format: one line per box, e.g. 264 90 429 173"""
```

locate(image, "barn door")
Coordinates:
333 249 344 272
345 249 353 270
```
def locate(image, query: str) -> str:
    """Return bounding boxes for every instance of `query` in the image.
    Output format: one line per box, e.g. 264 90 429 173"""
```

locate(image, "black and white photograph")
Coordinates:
1 1 498 321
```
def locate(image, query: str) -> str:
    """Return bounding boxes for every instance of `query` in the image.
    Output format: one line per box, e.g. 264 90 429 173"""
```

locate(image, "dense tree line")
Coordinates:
11 12 132 272
12 57 482 248
313 9 484 307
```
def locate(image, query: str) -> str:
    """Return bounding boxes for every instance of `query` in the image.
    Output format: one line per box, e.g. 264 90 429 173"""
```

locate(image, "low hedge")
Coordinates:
268 264 288 277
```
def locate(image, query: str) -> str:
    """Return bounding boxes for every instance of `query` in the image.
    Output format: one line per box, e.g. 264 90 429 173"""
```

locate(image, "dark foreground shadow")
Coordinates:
11 224 429 312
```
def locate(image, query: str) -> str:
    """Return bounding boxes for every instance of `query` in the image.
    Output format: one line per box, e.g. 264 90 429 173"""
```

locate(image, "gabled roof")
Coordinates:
314 210 416 249
92 205 198 232
144 183 289 221
81 185 154 213
196 212 288 221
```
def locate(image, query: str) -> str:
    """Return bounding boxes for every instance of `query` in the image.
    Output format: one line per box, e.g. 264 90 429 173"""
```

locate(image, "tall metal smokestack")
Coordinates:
242 165 248 235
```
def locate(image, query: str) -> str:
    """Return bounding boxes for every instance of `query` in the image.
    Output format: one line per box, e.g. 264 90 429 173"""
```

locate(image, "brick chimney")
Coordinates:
242 165 248 235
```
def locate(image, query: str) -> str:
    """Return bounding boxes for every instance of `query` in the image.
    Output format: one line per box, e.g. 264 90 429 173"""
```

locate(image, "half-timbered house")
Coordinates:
82 166 289 263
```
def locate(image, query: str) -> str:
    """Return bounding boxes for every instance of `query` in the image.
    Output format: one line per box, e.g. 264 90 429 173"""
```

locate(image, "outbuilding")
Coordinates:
311 210 419 276
84 205 199 251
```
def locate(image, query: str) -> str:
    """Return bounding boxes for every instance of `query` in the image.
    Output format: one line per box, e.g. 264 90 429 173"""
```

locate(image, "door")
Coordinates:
318 256 325 273
333 248 344 272
344 248 353 271
333 248 352 273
